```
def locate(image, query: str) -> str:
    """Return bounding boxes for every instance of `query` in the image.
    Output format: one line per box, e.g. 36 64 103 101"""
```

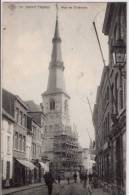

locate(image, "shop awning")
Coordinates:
17 159 36 170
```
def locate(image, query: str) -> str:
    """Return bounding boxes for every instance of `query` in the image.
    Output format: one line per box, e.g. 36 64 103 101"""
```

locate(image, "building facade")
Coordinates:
93 3 126 194
93 66 112 185
82 147 95 174
42 16 81 177
1 109 15 187
25 100 48 182
2 89 47 187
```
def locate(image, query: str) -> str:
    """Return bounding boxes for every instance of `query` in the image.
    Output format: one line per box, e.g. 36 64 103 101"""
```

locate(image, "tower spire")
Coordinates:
53 4 60 42
45 5 66 94
56 4 58 20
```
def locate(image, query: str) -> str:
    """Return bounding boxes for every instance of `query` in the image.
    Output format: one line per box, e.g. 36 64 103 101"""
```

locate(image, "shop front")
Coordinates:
13 158 35 186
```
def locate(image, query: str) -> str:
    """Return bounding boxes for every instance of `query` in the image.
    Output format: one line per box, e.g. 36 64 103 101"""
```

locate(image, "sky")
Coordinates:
2 2 108 148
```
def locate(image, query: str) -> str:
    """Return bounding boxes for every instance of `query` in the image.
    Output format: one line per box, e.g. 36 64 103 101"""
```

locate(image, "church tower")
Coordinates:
42 10 80 176
42 14 70 156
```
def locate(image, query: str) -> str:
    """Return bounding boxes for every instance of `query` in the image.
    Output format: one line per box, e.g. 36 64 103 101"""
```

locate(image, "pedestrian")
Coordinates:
57 175 61 184
88 173 93 184
83 171 87 188
67 177 70 184
79 172 83 183
44 171 56 195
73 172 77 183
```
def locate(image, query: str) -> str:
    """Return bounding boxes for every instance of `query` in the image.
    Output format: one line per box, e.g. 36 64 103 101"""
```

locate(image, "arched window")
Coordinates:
50 99 55 110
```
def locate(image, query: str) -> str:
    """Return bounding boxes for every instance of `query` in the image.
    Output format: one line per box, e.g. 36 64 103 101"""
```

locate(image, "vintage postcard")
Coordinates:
1 2 127 195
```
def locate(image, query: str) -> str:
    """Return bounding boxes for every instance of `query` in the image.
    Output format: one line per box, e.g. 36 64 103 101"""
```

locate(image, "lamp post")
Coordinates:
112 38 126 72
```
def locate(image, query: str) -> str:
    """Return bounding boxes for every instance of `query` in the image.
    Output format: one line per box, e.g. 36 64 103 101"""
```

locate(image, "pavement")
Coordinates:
92 188 110 195
2 183 46 195
2 181 110 195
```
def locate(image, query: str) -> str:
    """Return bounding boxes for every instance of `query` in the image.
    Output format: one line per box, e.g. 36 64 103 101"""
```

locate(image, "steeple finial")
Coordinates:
56 4 58 20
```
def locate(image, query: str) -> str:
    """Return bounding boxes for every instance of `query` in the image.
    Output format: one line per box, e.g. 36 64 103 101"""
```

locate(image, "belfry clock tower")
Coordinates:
42 11 80 176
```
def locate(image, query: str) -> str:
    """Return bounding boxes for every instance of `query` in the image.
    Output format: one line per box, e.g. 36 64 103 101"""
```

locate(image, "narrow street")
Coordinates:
2 181 109 195
53 182 89 195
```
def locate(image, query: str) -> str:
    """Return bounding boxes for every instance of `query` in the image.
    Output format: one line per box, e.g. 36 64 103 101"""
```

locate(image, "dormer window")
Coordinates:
50 99 55 110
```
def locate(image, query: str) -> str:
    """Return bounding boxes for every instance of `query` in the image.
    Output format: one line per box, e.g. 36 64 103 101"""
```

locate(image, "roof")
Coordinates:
2 108 15 122
15 95 28 109
2 88 15 117
102 3 114 35
25 100 42 112
102 2 126 35
43 90 70 99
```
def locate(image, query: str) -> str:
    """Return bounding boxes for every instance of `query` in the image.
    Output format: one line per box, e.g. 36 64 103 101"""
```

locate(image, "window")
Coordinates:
120 8 126 41
32 143 34 155
14 132 18 149
23 136 26 152
6 161 10 179
23 114 26 127
32 143 36 156
19 134 22 151
114 23 119 43
33 126 36 139
7 136 11 154
115 74 118 112
120 89 124 109
50 99 55 110
19 111 22 125
8 122 11 133
2 160 3 177
15 108 19 122
34 144 36 155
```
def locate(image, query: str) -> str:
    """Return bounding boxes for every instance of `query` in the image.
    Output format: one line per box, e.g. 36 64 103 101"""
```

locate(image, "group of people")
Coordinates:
43 171 94 195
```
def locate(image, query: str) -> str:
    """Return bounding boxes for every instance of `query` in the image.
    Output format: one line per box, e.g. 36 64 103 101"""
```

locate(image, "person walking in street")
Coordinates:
67 177 70 184
83 171 87 188
57 175 61 184
44 171 56 195
79 172 83 183
73 172 77 183
88 173 93 185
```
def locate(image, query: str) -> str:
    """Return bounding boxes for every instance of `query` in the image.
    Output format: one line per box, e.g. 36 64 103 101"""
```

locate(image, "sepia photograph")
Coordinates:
1 2 127 195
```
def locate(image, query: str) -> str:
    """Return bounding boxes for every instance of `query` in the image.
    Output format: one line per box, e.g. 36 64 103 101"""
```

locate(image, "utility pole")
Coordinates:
93 22 106 67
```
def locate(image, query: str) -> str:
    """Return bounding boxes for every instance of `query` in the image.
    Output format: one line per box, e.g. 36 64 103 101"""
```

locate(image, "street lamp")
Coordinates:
112 38 126 78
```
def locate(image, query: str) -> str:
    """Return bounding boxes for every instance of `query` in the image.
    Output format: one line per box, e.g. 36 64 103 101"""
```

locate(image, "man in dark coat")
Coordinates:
57 175 61 184
44 171 55 195
73 172 77 183
83 171 88 188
